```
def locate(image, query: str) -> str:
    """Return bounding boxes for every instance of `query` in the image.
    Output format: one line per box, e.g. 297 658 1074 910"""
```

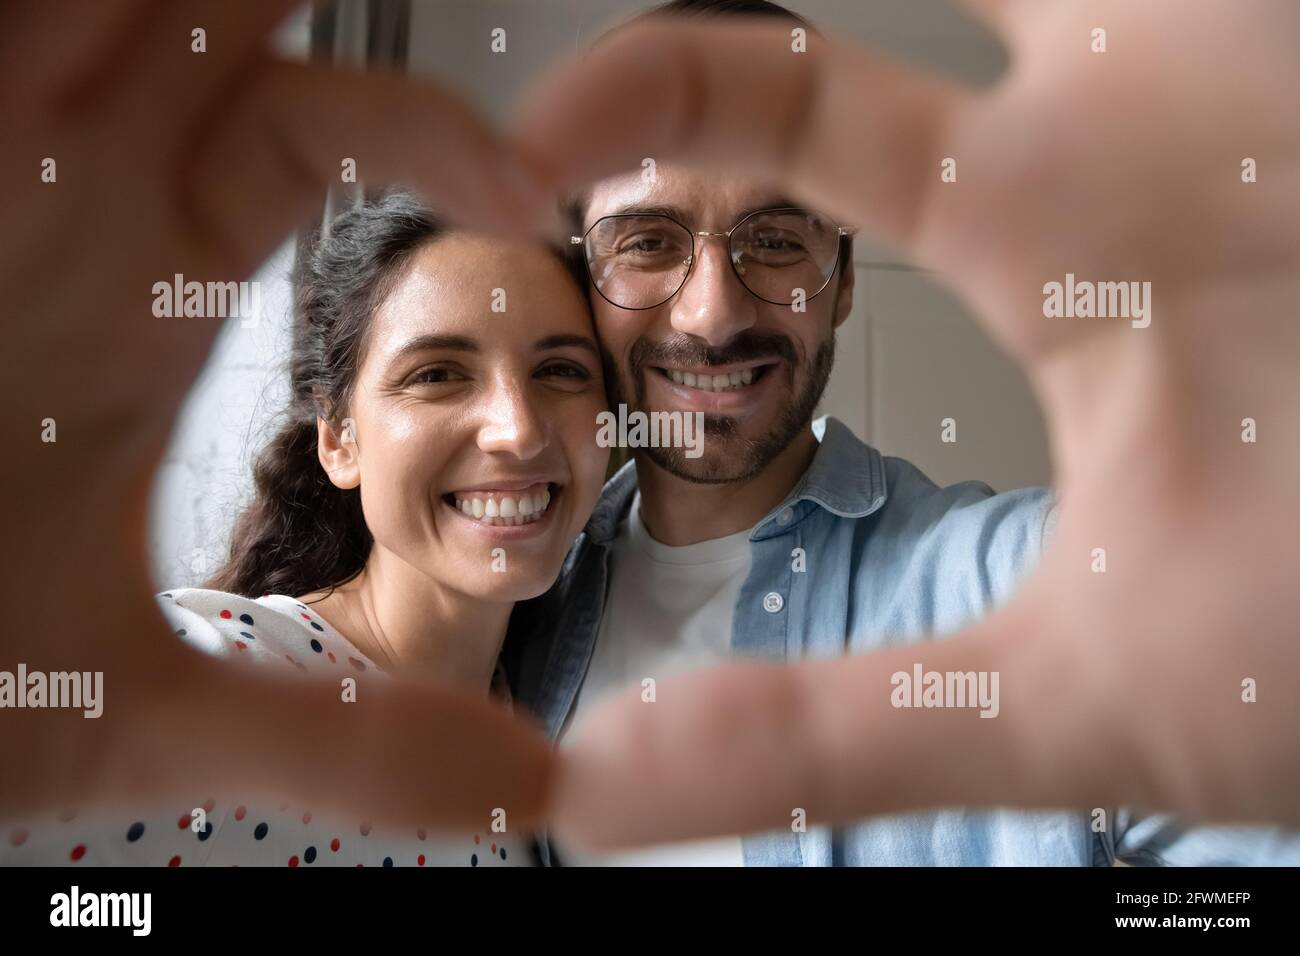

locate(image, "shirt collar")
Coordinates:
583 455 639 547
781 415 888 518
580 416 888 547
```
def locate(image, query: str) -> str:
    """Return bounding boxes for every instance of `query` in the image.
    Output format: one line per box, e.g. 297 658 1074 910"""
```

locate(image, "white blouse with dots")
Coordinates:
0 588 533 867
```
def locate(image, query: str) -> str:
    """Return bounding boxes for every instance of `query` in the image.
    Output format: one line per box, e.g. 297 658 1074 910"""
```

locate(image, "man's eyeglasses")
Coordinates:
570 207 852 311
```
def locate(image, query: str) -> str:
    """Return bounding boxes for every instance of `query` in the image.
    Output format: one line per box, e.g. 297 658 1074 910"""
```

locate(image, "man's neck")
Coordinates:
302 549 511 694
635 426 819 546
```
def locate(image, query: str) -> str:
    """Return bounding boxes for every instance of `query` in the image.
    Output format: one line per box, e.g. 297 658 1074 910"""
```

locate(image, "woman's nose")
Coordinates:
475 380 548 460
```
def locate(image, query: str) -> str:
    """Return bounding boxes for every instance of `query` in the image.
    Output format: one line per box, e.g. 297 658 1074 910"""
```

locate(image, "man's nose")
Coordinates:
476 379 547 460
668 236 759 347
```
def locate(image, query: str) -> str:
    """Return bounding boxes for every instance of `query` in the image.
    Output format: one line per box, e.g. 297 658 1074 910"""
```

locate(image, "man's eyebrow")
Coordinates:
599 202 690 224
737 197 803 220
595 197 805 229
390 333 478 361
535 333 599 356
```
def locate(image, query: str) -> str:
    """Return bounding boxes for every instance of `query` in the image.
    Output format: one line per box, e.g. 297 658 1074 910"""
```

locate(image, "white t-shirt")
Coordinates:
556 493 751 866
0 589 531 867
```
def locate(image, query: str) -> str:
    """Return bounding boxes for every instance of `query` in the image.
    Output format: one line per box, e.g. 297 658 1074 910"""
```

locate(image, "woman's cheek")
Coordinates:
363 423 448 537
566 391 612 490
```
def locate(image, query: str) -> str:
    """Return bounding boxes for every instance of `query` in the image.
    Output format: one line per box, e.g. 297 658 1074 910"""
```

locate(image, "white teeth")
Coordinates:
452 487 553 526
677 369 747 389
665 368 758 392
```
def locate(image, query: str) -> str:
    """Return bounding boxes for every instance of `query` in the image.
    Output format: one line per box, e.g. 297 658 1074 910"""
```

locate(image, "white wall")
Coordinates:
148 242 298 589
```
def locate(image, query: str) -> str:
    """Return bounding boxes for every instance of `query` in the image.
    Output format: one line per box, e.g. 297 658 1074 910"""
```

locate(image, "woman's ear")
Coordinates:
317 416 361 489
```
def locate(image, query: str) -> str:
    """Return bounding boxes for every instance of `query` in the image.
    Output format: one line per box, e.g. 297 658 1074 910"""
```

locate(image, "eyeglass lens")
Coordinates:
583 210 840 309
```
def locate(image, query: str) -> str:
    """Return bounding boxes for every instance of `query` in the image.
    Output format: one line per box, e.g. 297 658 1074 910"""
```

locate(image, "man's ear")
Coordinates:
832 258 856 329
317 416 360 490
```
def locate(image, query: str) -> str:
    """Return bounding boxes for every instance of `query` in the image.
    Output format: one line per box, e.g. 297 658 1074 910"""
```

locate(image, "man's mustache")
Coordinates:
629 332 798 374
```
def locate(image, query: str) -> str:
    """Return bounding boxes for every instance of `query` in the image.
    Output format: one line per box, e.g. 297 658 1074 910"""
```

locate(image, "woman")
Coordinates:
2 192 609 866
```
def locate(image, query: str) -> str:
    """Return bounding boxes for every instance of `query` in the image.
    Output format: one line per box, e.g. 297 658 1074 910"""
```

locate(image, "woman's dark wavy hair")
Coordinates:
207 191 446 599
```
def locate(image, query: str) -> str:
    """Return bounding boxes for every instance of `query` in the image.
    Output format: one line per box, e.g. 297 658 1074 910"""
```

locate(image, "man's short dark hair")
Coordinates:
566 0 851 272
647 0 810 26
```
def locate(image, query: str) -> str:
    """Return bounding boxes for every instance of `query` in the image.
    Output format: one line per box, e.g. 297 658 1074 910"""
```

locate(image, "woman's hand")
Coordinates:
0 1 553 830
512 0 1300 848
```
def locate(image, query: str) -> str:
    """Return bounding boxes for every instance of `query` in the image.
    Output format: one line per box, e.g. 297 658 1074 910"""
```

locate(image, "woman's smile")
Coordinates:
442 481 562 540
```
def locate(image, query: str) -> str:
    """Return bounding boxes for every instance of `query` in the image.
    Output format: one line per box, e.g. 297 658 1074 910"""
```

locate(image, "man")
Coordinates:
503 0 1300 866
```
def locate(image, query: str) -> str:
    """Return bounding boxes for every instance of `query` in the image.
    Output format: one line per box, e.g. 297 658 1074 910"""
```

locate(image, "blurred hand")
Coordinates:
512 0 1300 848
0 1 555 830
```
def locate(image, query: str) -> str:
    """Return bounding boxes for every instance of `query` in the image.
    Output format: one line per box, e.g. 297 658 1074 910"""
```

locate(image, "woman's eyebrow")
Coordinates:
391 333 478 361
535 334 599 355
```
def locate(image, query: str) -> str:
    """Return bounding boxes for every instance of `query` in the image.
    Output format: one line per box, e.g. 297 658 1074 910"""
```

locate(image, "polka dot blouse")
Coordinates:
0 589 532 867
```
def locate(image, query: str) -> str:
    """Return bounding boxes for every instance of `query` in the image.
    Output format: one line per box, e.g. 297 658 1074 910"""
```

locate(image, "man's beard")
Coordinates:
601 330 836 484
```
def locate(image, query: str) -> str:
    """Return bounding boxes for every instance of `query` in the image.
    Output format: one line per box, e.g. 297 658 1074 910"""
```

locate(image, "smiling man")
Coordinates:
503 0 1300 867
580 168 850 528
579 176 848 492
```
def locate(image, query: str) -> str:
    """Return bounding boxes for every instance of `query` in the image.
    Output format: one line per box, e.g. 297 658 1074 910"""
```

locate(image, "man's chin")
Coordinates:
640 432 766 485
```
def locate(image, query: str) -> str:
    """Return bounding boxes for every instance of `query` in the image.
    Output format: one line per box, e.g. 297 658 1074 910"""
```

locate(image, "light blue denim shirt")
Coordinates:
504 417 1300 866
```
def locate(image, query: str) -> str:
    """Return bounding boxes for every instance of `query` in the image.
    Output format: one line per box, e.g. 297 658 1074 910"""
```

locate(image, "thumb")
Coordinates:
547 599 1091 852
6 613 556 835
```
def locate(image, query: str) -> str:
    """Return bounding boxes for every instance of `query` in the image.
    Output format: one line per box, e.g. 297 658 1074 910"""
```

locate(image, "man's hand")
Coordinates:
511 0 1300 848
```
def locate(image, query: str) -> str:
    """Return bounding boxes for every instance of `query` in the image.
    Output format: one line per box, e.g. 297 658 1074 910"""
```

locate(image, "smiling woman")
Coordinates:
207 193 608 609
0 191 610 867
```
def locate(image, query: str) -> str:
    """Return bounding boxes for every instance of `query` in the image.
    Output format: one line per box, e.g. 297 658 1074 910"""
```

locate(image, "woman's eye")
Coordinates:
410 366 462 385
539 361 591 381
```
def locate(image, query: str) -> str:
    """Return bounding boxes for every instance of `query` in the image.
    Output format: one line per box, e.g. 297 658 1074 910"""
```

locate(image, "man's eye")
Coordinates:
620 236 662 254
617 231 683 257
754 233 803 252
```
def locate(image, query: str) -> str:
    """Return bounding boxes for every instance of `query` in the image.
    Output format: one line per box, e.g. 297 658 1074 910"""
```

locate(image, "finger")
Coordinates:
512 18 969 251
950 0 1016 32
0 0 142 95
2 606 556 833
549 598 1098 852
56 0 306 116
182 57 551 279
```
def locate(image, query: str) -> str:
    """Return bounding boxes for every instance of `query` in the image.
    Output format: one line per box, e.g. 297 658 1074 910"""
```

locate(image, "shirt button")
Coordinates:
777 508 793 526
762 592 784 613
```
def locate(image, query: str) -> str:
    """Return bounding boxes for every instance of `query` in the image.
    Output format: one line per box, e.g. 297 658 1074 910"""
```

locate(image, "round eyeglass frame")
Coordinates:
570 206 853 311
